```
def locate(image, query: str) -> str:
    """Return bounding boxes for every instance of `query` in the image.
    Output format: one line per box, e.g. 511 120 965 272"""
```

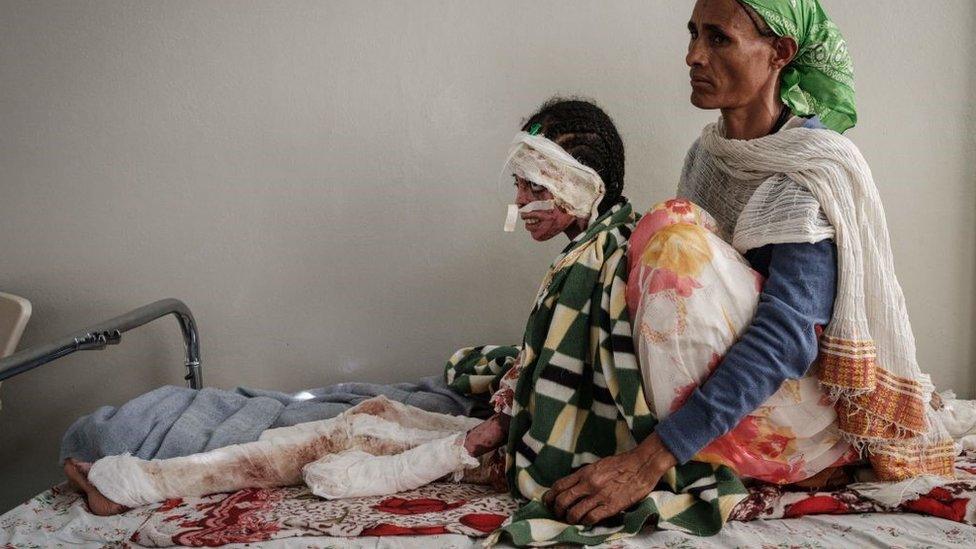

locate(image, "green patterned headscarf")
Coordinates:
739 0 857 133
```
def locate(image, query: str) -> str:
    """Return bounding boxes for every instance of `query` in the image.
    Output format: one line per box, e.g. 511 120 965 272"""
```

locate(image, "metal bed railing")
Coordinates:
0 298 202 389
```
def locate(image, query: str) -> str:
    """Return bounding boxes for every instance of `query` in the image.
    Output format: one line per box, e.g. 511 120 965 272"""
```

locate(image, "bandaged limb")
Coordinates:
256 395 480 444
301 411 508 499
303 432 478 499
86 396 475 508
88 416 353 507
344 394 483 433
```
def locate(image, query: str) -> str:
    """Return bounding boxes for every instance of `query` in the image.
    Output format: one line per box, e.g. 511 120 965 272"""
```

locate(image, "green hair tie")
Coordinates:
528 123 542 136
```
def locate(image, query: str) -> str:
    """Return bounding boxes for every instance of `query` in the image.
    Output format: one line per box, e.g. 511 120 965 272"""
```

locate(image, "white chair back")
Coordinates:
0 292 31 408
0 292 31 358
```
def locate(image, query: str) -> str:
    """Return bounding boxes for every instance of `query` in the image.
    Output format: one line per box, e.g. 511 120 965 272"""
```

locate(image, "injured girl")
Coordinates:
62 98 659 523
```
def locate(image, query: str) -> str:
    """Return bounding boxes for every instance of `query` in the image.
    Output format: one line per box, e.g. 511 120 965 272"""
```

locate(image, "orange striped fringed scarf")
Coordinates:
819 337 955 479
695 117 956 481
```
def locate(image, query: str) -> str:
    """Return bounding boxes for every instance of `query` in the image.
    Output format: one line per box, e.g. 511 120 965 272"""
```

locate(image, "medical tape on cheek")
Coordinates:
503 200 555 232
504 204 519 232
519 200 555 213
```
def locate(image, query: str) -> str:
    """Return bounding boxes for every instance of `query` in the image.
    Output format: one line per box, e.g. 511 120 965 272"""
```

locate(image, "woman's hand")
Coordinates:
462 413 510 457
542 432 677 525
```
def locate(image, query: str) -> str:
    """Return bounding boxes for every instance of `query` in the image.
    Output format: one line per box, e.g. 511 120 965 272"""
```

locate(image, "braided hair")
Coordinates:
521 98 626 215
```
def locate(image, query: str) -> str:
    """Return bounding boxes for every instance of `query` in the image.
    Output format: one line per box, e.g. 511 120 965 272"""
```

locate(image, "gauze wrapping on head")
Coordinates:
503 131 605 228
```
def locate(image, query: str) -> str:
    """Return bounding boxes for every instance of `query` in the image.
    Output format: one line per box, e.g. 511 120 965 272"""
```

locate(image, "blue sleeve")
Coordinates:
654 239 838 464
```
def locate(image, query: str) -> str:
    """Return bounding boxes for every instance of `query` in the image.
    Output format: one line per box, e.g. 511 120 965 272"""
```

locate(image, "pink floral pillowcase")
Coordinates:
628 199 856 484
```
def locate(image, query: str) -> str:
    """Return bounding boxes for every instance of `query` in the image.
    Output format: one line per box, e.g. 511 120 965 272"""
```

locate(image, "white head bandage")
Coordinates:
501 131 606 232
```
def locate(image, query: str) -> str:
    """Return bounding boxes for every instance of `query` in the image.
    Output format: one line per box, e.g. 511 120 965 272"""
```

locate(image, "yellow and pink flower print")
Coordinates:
628 199 853 484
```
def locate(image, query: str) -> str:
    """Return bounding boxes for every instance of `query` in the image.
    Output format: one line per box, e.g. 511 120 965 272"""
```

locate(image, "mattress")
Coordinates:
3 451 976 548
2 484 975 548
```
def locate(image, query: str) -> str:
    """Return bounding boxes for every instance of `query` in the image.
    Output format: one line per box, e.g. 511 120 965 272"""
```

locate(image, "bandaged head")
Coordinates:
502 130 605 232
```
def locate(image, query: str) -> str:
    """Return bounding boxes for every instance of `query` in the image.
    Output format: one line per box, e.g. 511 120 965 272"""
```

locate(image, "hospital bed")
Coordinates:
0 296 201 389
1 295 974 548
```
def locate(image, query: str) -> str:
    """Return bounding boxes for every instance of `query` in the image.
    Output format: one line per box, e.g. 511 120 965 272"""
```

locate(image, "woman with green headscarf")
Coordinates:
544 0 954 533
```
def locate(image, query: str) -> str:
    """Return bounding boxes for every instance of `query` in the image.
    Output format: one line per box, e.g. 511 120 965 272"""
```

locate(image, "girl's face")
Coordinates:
686 0 781 110
514 177 579 241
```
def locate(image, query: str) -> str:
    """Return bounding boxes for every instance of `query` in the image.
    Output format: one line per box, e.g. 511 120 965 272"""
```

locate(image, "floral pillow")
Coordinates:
628 199 855 484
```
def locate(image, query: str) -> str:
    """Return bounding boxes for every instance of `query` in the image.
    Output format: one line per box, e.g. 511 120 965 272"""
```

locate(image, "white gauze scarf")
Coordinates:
693 117 953 480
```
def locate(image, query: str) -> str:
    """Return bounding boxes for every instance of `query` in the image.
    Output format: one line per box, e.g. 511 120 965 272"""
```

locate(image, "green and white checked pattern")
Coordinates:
446 202 747 546
445 344 520 398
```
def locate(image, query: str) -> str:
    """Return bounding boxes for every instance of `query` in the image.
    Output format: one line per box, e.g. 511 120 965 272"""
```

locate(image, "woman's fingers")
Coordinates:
552 483 589 518
582 503 614 526
542 470 581 506
566 496 602 524
543 447 673 525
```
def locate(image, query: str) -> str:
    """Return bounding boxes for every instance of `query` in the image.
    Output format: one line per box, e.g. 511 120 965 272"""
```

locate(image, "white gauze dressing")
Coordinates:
502 131 604 231
86 453 166 508
85 396 480 507
302 432 478 499
87 415 354 508
503 200 556 232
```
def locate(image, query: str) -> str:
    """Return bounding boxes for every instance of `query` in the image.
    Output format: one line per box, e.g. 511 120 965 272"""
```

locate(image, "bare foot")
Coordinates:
63 458 129 516
63 458 89 493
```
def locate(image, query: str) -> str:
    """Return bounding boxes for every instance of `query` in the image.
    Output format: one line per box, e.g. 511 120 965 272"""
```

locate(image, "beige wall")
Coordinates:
1 0 973 511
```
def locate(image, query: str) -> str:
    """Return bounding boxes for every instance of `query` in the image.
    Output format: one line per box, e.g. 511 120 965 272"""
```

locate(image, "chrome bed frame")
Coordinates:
0 298 202 389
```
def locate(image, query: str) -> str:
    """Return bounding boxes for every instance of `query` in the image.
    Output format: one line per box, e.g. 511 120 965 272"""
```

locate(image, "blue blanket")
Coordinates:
60 375 485 463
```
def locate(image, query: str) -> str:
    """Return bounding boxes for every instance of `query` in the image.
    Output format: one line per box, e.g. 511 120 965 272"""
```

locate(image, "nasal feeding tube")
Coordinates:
503 200 556 232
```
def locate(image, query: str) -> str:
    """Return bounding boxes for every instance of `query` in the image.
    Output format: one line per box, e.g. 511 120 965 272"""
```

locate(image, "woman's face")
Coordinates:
686 0 781 110
514 177 579 241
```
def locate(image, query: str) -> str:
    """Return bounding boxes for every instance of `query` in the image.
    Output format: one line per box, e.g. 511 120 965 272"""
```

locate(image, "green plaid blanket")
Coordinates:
446 202 747 546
